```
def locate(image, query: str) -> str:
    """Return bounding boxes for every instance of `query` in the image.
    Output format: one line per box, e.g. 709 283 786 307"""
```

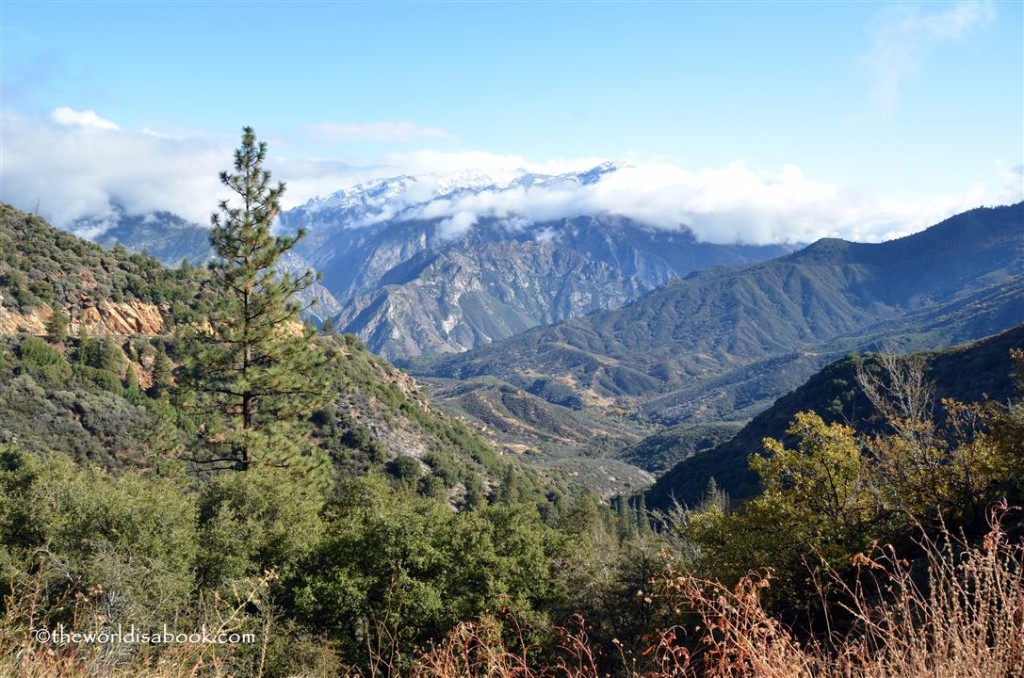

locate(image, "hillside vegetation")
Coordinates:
0 204 200 322
0 203 519 498
646 323 1024 509
2 131 1022 676
412 204 1023 454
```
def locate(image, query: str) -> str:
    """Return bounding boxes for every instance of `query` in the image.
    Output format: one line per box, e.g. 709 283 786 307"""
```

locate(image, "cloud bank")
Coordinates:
1 108 1018 245
374 160 1016 244
2 110 230 229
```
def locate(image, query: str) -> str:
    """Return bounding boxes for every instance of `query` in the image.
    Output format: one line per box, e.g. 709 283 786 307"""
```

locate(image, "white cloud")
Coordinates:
0 111 1016 245
305 121 446 143
2 110 228 228
380 149 604 179
50 107 121 130
389 159 1008 244
864 1 995 114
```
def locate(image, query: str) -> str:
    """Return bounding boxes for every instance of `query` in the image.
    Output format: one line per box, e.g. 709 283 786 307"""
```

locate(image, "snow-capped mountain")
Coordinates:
294 162 626 228
70 162 794 358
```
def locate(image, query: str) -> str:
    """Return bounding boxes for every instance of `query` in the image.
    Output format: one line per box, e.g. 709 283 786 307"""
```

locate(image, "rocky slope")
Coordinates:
0 203 198 335
338 238 644 359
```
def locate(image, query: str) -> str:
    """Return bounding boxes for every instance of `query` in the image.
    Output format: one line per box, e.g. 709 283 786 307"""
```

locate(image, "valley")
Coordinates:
4 2 1022 673
55 195 1024 499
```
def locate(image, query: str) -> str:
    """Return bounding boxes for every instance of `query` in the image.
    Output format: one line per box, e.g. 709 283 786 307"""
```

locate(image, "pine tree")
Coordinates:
179 127 330 477
320 315 337 336
45 307 69 343
148 342 172 399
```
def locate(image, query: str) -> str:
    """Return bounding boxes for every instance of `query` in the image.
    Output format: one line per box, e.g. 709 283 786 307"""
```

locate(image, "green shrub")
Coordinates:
15 335 70 386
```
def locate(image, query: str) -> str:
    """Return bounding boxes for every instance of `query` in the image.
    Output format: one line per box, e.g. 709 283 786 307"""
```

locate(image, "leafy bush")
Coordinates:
0 447 198 628
15 336 70 386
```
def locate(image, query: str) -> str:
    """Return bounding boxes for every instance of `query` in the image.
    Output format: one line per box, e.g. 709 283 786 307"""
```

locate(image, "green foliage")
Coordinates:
683 381 1024 615
0 447 198 627
72 363 123 394
148 341 173 398
386 454 422 485
0 204 201 316
15 335 71 386
177 128 330 480
682 416 881 610
196 466 326 588
45 308 68 342
287 475 569 671
75 335 125 374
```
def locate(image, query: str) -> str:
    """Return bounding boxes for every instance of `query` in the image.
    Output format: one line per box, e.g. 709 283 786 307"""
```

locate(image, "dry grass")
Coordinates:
0 563 275 677
3 509 1021 677
411 505 1024 678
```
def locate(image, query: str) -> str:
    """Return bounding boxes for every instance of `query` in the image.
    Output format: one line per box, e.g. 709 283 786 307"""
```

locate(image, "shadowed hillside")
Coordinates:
645 323 1024 510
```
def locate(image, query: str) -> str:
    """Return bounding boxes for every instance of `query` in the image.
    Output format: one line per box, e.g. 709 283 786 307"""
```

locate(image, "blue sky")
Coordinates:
1 1 1021 243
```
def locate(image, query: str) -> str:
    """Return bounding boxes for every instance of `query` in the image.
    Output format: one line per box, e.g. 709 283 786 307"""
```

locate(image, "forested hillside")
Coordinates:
2 131 1021 677
0 204 202 334
0 202 522 501
645 323 1024 510
412 204 1023 453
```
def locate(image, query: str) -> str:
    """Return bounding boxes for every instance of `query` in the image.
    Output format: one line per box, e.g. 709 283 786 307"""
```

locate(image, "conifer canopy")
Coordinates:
179 127 329 478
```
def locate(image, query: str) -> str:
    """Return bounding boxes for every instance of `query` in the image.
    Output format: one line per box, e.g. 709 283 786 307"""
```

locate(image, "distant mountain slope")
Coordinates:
425 376 652 457
285 212 793 358
87 208 214 265
76 167 793 356
337 237 644 359
644 323 1024 510
617 422 744 474
411 203 1022 447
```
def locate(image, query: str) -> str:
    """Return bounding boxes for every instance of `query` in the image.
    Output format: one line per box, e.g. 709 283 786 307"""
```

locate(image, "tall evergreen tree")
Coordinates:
148 342 173 399
179 127 330 478
320 315 336 336
45 307 69 343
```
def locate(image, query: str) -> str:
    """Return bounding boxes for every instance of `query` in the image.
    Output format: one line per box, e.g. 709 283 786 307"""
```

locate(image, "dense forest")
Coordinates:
1 131 1022 677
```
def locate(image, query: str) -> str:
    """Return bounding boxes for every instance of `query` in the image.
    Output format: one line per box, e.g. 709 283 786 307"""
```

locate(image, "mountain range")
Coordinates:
410 203 1023 457
81 164 794 358
58 170 1024 481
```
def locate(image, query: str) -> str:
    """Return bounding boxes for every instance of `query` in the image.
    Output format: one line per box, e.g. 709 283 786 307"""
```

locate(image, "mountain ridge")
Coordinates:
644 322 1024 510
410 203 1023 451
68 164 796 358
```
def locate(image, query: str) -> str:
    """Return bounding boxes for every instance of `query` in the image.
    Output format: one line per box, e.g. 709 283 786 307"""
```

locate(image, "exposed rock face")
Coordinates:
0 300 165 337
338 239 645 359
323 217 793 359
0 305 47 335
75 299 165 336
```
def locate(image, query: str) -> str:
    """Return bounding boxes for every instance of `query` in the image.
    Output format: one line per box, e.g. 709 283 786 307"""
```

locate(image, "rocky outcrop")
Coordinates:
74 299 165 336
0 305 48 335
0 300 165 337
337 239 645 359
